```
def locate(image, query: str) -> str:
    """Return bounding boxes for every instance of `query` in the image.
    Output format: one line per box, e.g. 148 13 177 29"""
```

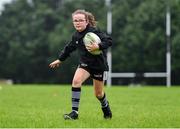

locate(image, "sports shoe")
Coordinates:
63 111 78 120
102 103 112 119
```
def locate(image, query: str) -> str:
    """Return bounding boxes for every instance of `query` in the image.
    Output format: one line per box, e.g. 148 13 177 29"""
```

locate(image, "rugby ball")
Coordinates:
83 32 102 55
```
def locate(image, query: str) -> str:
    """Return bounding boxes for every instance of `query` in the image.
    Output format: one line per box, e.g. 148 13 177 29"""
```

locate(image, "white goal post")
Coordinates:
105 0 171 87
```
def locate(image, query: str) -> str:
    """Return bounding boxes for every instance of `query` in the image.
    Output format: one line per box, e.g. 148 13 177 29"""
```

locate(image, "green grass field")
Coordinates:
0 84 180 128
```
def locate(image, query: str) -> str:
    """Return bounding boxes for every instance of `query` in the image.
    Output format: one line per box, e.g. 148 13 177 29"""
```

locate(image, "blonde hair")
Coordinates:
72 9 97 27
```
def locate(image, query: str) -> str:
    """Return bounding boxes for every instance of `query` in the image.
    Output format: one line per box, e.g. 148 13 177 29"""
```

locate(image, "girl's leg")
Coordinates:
71 68 90 112
93 79 112 119
64 68 90 120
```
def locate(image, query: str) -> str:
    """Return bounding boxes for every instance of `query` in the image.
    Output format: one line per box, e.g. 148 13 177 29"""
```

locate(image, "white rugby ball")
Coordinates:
83 32 102 55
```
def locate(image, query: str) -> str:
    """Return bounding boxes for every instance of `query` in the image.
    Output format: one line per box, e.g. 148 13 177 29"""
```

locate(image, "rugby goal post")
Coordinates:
106 0 171 87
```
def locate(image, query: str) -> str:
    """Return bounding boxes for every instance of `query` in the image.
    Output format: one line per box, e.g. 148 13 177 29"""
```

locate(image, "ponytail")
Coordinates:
86 11 97 27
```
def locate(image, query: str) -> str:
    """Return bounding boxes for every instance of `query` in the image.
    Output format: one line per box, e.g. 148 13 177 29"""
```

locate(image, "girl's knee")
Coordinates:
95 91 104 98
72 78 82 87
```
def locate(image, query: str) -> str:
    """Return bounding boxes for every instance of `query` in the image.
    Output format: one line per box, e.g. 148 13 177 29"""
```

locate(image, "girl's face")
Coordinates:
72 13 88 32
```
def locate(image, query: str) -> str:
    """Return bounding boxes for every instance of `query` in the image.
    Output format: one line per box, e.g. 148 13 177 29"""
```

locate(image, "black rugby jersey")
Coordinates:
58 25 112 71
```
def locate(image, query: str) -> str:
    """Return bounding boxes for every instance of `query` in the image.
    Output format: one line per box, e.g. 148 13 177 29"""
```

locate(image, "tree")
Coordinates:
0 0 180 84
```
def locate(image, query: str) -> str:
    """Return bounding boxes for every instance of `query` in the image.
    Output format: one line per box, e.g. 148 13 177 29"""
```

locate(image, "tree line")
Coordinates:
0 0 179 85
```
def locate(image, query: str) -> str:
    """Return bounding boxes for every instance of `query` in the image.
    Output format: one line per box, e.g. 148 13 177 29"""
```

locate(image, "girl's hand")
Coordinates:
49 59 61 68
86 42 99 52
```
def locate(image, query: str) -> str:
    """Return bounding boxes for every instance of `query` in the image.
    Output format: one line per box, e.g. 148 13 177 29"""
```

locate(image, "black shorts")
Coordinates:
78 63 108 81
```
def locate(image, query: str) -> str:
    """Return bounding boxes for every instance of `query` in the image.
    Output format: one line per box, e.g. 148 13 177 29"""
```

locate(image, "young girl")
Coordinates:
49 9 112 120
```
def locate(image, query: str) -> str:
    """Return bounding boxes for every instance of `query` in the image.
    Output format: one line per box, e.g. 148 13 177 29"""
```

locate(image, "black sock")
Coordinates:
72 87 81 113
97 93 108 108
